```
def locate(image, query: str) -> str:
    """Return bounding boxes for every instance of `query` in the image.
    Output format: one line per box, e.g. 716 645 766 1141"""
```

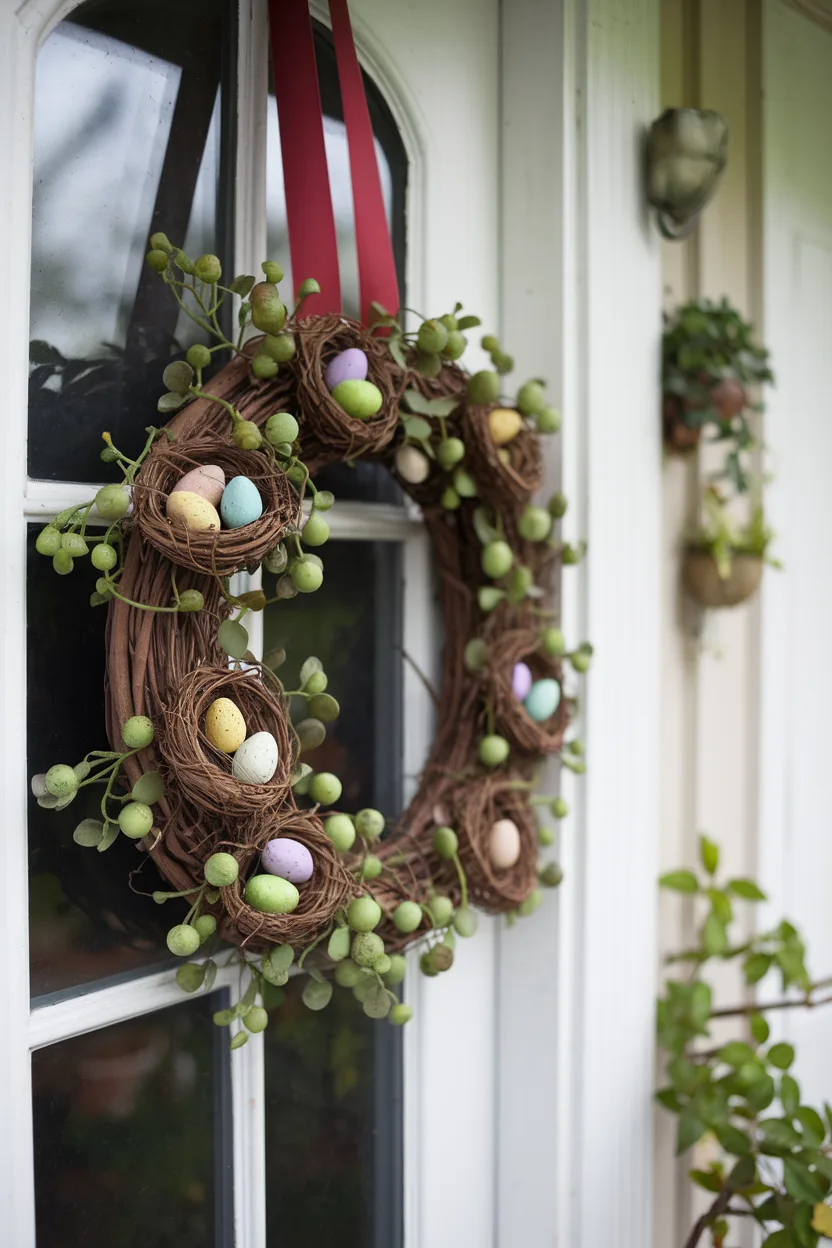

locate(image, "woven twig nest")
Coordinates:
445 776 539 913
683 549 763 608
294 314 405 461
481 621 568 756
403 357 469 404
216 807 359 949
461 404 544 507
132 436 298 577
156 664 297 819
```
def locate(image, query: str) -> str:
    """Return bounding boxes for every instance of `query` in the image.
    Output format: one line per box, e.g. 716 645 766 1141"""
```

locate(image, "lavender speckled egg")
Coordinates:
323 347 369 391
260 837 314 884
512 661 533 700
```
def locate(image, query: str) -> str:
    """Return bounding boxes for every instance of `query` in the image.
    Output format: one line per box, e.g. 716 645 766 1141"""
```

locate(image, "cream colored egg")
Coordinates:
395 445 431 485
231 732 279 785
171 464 226 507
166 490 221 533
204 698 247 753
488 407 523 447
489 818 521 870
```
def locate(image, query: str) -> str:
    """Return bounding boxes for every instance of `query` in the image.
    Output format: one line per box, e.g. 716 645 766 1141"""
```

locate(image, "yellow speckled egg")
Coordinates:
204 698 247 753
488 407 523 447
166 490 221 533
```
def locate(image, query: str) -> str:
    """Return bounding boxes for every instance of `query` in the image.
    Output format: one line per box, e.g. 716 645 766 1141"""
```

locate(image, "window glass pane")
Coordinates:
32 996 231 1247
267 26 407 503
29 0 234 483
27 528 171 999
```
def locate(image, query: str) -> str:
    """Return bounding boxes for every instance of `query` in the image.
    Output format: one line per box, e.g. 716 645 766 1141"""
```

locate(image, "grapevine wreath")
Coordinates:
30 245 590 1041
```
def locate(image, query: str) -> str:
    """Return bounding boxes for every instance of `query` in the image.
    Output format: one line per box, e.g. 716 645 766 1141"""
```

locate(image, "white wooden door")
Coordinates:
760 0 832 1108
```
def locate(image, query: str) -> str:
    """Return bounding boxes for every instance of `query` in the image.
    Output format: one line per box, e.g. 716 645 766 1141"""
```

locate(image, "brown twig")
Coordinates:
710 989 832 1019
683 1189 732 1248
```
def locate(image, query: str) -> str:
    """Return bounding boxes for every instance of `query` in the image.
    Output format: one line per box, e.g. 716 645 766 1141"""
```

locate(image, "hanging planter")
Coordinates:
682 489 779 609
682 550 764 609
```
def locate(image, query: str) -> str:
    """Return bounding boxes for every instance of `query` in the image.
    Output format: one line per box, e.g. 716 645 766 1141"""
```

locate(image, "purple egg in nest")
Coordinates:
260 837 314 884
323 347 369 392
512 661 533 701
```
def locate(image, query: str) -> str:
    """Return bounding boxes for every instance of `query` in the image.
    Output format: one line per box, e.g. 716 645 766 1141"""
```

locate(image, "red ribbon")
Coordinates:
268 0 341 315
328 0 400 323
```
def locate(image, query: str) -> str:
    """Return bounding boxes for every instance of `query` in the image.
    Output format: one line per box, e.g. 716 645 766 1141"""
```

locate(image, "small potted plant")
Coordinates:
662 298 773 482
683 487 779 609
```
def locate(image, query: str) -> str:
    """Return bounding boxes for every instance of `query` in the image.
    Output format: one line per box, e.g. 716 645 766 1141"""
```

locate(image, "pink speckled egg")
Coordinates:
512 661 533 700
323 348 369 391
171 464 226 507
260 837 314 884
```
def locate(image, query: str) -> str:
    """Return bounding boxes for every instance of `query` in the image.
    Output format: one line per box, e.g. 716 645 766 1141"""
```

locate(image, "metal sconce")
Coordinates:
646 108 729 240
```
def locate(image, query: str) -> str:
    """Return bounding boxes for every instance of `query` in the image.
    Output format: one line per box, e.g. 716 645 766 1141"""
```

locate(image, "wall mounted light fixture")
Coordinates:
646 108 729 240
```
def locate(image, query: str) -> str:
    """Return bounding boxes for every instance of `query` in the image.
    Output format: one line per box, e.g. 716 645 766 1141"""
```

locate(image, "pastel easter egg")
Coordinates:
231 732 278 785
171 464 226 507
488 407 523 447
489 818 521 870
245 873 299 915
260 837 314 884
331 379 383 421
324 347 369 391
512 661 533 700
524 678 561 724
395 444 431 484
165 490 221 533
220 475 263 530
204 697 247 753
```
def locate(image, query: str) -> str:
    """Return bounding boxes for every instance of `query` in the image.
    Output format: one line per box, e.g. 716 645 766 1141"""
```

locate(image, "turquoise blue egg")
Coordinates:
220 475 263 529
524 678 561 723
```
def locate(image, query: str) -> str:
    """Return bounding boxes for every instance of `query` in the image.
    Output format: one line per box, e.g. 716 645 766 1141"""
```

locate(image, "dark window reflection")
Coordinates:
29 0 235 483
33 997 231 1248
264 976 403 1248
27 528 171 998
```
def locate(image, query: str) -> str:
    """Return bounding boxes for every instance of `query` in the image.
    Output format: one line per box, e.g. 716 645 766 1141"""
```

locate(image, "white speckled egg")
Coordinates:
166 490 221 532
489 818 521 870
261 837 314 884
172 464 226 507
524 678 561 724
395 445 431 484
204 698 247 753
231 732 278 785
324 347 369 391
220 476 263 530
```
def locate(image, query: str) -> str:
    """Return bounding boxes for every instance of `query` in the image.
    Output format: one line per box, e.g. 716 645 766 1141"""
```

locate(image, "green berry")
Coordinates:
251 354 279 380
146 249 169 272
262 260 284 284
382 955 407 987
250 282 287 334
537 406 562 434
36 526 62 556
347 896 382 933
418 319 449 354
442 331 467 361
45 764 78 799
178 589 205 612
355 808 385 841
352 931 385 967
304 671 328 695
186 343 212 371
61 532 88 557
390 1003 413 1025
122 715 154 749
263 333 296 363
429 895 454 926
541 628 566 657
205 853 239 887
478 734 510 767
265 411 299 445
362 855 383 880
467 370 500 405
95 577 113 597
149 232 173 254
518 888 542 917
297 278 321 299
176 963 205 993
571 651 591 674
539 863 564 888
517 506 552 543
309 772 342 805
167 924 201 957
432 826 458 859
453 469 477 499
91 543 117 571
548 491 567 518
420 952 439 977
302 514 330 547
131 771 164 804
325 814 356 852
194 915 217 942
334 959 364 987
516 380 546 415
441 487 461 511
52 550 74 576
481 335 499 353
101 446 120 463
194 254 222 283
174 250 195 274
118 802 153 840
478 586 505 613
464 638 488 672
233 420 262 450
431 945 454 971
552 797 569 819
493 352 515 375
312 490 335 512
393 901 423 934
538 826 555 847
291 559 323 594
481 539 513 580
437 437 465 469
453 907 478 938
245 1005 269 1033
441 313 459 331
95 484 130 521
